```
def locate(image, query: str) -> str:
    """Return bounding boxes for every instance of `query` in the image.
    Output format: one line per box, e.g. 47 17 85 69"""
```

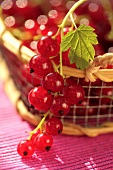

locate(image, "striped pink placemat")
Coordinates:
0 80 113 170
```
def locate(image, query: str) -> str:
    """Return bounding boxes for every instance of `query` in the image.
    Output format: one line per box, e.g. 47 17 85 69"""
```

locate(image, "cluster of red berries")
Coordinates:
17 117 63 157
28 36 85 116
12 0 113 157
17 35 85 158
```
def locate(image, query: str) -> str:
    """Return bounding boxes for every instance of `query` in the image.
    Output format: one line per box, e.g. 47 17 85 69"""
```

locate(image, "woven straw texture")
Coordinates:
0 80 113 170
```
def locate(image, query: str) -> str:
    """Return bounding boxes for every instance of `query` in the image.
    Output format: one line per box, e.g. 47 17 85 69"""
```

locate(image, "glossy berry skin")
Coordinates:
35 133 53 151
29 55 53 77
63 84 85 105
17 140 35 158
37 36 60 58
46 117 63 135
40 23 58 37
42 72 64 93
21 64 41 86
28 86 53 111
50 96 70 116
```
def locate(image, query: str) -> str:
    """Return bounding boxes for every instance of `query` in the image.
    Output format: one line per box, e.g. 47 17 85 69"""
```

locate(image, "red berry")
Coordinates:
65 77 77 86
40 23 58 37
29 55 53 77
50 96 70 116
17 140 35 158
28 86 53 111
37 36 60 58
63 84 85 105
46 117 63 135
35 133 53 151
21 64 41 86
42 72 64 93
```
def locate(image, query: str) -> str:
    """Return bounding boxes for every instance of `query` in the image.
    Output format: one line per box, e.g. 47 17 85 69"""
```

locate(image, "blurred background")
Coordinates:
0 0 113 54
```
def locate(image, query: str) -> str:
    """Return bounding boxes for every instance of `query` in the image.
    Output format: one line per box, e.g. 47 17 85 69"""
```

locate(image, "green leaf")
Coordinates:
69 48 90 70
60 24 98 70
60 30 75 51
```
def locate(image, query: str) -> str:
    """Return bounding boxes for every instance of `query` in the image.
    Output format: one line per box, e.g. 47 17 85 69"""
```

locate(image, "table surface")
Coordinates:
0 80 113 170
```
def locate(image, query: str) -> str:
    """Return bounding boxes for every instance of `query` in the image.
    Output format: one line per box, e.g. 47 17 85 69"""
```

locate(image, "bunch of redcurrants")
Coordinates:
17 34 85 158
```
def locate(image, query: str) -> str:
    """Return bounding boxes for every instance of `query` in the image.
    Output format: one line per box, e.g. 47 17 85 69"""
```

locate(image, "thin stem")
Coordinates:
52 27 61 39
70 14 77 29
59 0 87 29
28 111 50 140
51 60 59 72
59 28 64 76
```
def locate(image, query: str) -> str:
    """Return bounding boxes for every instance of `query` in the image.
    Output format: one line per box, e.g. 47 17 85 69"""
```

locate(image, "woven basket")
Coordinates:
0 0 113 137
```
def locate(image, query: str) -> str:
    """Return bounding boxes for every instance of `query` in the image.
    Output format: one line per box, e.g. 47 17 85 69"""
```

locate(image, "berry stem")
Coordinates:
59 0 87 29
28 110 50 140
70 14 77 29
52 27 61 39
59 28 64 76
51 60 59 72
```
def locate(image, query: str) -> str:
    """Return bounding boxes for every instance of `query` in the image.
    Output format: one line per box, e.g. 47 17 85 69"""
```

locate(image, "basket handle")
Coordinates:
85 53 113 82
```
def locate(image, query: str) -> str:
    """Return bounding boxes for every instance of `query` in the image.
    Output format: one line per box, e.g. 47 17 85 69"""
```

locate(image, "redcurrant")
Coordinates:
17 140 35 158
46 117 63 135
50 96 70 116
21 64 41 86
35 133 53 151
63 83 85 105
28 86 53 111
37 36 60 58
42 72 64 93
29 55 53 77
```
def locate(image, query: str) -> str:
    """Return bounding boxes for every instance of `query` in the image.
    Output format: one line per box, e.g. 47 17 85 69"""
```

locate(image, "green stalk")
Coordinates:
28 111 49 140
59 0 87 29
59 28 64 75
70 14 77 29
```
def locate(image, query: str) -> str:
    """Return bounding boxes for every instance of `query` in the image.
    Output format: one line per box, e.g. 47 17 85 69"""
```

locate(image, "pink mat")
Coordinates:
0 80 113 170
